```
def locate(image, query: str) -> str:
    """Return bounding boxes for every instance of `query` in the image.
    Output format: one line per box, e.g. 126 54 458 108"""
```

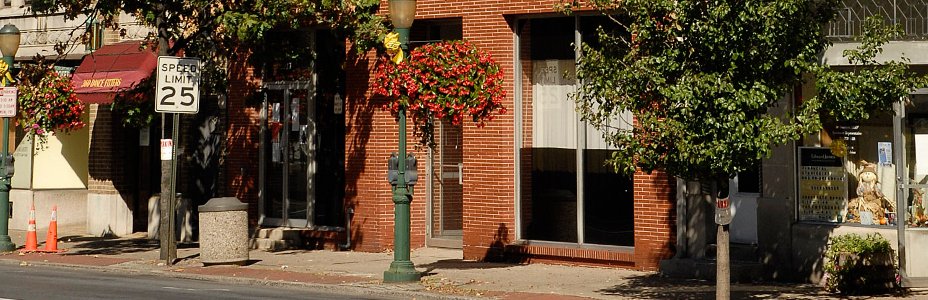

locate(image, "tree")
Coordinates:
559 0 923 298
31 0 389 97
29 0 390 264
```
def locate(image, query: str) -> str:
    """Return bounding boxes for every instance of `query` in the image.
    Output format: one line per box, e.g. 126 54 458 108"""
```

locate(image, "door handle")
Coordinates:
458 163 463 185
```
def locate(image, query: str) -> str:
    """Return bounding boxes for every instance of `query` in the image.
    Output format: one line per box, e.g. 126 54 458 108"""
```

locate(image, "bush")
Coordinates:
823 233 898 295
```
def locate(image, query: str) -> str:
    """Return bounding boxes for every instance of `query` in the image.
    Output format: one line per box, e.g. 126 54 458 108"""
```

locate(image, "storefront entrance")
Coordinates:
897 91 928 285
428 121 464 248
259 82 316 227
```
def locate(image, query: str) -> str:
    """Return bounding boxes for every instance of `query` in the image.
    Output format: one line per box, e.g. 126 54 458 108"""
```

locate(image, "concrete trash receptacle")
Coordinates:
198 197 249 265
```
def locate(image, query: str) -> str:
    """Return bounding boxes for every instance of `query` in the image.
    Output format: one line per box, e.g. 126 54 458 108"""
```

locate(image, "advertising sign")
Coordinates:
798 147 848 222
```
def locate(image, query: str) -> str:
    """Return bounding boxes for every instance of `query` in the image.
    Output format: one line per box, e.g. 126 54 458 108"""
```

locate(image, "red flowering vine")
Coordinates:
372 40 506 147
17 69 86 146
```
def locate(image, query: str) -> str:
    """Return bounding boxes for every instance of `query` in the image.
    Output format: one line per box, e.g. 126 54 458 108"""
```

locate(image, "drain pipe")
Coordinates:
339 207 355 250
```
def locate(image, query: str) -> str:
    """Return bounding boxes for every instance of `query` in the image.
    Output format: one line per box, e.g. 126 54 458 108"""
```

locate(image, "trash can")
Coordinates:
198 197 249 265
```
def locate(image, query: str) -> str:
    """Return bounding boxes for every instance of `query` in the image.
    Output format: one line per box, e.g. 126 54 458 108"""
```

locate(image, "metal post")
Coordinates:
155 10 177 265
0 53 15 252
383 27 420 283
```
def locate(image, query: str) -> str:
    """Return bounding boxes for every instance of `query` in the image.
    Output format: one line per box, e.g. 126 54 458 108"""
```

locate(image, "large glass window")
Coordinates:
798 112 895 226
518 16 634 247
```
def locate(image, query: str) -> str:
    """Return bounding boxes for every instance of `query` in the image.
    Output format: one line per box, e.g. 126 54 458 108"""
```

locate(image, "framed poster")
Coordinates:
798 147 848 222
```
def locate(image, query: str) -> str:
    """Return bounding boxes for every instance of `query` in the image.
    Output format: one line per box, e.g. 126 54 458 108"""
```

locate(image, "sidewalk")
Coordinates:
1 227 924 300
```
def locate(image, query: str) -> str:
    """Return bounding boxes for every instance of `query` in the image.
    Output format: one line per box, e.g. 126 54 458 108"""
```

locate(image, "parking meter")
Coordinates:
405 154 417 187
0 154 12 178
387 152 398 185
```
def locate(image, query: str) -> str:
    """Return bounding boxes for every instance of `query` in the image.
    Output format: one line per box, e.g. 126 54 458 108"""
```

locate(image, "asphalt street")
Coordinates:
0 263 397 300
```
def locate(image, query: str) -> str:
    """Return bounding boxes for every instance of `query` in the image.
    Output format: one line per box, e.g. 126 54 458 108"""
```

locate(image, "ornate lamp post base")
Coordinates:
384 261 421 282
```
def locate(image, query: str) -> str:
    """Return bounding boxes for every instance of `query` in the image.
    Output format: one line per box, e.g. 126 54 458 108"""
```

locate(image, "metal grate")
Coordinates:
827 0 928 38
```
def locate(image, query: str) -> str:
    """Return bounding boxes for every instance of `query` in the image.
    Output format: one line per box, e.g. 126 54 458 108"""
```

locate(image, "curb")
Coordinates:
0 256 484 300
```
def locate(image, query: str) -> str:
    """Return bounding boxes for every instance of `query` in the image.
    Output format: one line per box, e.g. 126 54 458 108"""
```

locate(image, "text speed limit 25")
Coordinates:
155 56 200 114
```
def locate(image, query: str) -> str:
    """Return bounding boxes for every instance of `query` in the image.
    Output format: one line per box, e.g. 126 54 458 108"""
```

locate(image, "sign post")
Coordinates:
155 56 200 265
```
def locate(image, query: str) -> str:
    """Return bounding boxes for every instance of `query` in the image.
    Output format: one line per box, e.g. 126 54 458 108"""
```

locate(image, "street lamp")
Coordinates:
0 23 19 252
383 0 420 283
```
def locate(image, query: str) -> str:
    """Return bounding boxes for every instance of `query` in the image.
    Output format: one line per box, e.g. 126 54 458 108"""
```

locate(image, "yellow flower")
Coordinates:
384 32 400 51
384 32 404 64
0 61 13 86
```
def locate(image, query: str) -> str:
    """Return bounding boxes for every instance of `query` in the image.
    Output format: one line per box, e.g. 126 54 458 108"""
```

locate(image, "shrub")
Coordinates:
823 233 898 295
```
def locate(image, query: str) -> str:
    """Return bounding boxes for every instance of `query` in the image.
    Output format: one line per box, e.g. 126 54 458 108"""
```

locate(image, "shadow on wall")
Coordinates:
485 223 528 264
87 106 143 236
224 51 263 224
343 51 375 249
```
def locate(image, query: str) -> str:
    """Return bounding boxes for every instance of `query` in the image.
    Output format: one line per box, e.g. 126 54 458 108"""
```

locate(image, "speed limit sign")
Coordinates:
155 56 200 114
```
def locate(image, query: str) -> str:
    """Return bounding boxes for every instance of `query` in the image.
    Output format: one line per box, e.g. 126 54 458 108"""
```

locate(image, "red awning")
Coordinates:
71 42 156 104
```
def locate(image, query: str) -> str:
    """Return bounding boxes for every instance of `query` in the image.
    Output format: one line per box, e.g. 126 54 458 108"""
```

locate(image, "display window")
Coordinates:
799 113 896 226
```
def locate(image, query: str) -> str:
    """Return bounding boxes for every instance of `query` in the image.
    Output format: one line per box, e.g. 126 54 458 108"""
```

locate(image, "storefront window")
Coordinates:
799 113 896 226
904 94 928 228
517 16 634 246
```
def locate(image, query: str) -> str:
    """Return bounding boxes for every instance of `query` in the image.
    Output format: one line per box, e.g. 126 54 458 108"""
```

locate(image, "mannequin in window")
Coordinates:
846 161 895 224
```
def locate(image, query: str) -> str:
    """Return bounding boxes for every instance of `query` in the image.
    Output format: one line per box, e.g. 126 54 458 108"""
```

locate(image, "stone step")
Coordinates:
660 258 764 283
251 238 300 251
255 228 304 240
707 243 759 262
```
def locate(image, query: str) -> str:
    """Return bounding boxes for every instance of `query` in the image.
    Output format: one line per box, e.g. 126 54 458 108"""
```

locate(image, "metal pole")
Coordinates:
0 54 15 252
155 9 176 264
383 27 420 283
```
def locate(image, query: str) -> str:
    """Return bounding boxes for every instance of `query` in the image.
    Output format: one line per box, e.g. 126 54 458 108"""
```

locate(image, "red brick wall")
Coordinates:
87 104 136 195
343 0 676 271
633 170 676 271
224 0 676 271
224 52 263 225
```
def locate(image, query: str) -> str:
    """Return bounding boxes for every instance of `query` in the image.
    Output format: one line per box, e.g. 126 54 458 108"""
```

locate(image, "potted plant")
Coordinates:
16 66 86 147
823 233 898 295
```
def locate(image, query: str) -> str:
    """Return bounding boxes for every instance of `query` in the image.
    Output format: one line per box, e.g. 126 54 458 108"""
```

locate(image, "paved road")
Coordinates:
0 264 396 300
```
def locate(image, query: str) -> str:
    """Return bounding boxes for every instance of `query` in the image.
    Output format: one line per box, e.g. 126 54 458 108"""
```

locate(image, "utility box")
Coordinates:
198 197 249 265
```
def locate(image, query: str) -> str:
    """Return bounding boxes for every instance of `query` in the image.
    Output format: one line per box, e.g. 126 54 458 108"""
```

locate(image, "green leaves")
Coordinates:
573 0 922 181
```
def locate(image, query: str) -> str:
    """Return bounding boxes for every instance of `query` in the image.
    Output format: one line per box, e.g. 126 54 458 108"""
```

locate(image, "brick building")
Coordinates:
225 1 676 271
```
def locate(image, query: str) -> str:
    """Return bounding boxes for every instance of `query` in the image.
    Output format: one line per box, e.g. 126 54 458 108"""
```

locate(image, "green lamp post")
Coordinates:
383 0 420 283
0 24 20 252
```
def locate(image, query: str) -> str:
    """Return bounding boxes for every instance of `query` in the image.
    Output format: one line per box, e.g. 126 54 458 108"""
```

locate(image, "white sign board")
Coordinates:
160 139 173 161
155 56 200 114
0 87 17 117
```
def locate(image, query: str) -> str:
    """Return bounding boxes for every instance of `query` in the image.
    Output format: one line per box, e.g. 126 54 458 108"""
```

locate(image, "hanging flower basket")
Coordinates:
17 68 86 146
372 39 506 147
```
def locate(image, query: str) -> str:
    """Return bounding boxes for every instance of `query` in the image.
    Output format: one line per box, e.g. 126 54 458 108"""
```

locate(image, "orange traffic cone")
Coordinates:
20 202 37 252
41 205 62 253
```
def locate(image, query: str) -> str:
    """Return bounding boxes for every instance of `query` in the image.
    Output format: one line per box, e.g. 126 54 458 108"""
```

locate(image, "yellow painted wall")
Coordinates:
30 116 90 189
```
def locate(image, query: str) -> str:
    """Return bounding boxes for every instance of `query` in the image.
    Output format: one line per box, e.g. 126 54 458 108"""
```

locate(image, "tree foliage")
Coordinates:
30 0 389 96
561 0 925 181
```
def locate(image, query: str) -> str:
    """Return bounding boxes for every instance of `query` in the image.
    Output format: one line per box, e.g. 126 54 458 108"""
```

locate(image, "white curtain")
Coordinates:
532 59 631 151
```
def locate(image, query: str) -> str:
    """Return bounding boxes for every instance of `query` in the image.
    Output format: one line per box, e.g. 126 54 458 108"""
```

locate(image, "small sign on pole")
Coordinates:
155 56 200 114
0 87 17 117
715 197 732 225
160 139 173 161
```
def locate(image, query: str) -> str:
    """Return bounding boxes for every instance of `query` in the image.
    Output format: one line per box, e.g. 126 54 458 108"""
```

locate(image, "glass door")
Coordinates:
260 83 316 227
429 120 464 246
899 93 928 285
